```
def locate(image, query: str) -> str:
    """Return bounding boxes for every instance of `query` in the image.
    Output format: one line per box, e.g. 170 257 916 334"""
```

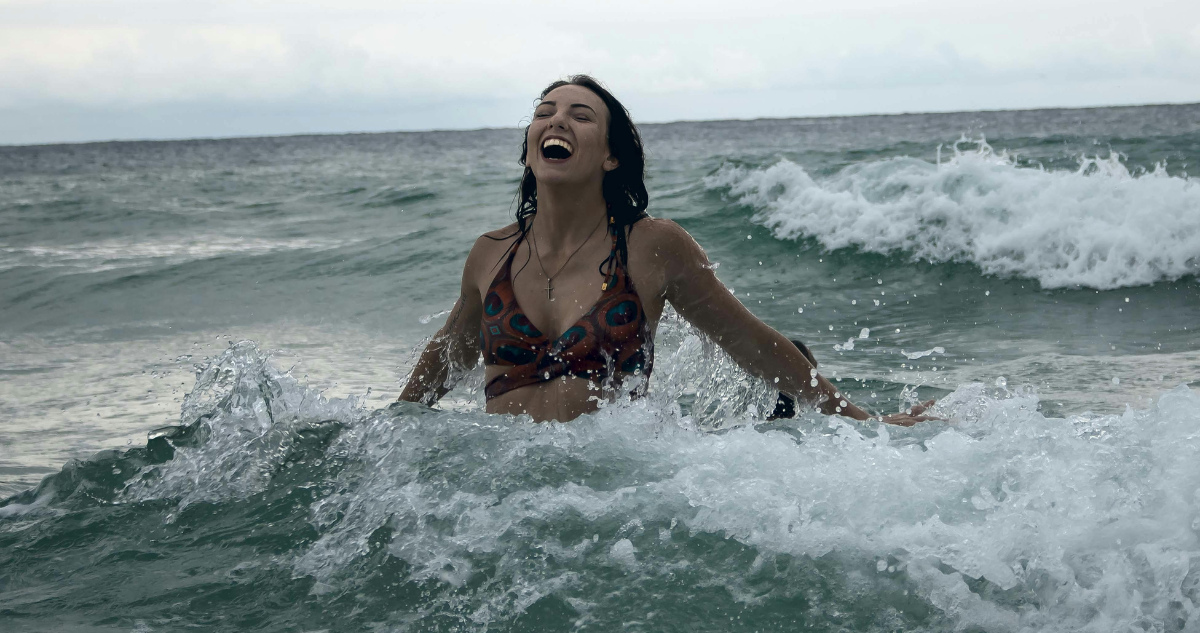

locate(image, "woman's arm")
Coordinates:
397 238 488 406
653 221 933 426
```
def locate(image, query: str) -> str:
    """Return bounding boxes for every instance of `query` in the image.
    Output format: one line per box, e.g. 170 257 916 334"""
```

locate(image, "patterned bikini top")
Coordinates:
479 228 653 401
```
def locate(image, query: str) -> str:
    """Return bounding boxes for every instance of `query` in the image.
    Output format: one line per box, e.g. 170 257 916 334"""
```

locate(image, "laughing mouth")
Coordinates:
541 137 573 160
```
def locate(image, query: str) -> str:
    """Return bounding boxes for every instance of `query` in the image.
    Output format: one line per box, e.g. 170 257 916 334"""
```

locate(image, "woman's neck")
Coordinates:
532 182 608 253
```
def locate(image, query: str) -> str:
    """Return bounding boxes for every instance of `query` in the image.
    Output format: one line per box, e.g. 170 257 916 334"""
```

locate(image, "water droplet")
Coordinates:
876 279 882 285
797 307 803 313
859 328 869 339
810 378 818 387
851 299 857 305
1112 376 1120 385
985 291 991 296
828 325 833 331
1125 297 1130 302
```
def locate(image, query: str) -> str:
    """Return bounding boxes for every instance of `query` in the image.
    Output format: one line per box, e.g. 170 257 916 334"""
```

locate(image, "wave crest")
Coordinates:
707 139 1200 289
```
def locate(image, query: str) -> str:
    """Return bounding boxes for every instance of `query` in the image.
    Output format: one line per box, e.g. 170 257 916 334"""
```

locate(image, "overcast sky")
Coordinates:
2 0 1198 145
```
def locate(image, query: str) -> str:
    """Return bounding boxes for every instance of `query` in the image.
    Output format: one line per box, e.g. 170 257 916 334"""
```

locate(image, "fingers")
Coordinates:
881 413 943 426
881 413 918 426
905 399 938 416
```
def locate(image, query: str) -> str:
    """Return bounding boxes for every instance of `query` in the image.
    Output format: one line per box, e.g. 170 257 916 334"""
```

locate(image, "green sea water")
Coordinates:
2 104 1200 631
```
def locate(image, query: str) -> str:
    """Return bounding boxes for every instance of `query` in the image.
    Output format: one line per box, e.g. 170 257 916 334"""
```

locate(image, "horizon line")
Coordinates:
5 99 1198 149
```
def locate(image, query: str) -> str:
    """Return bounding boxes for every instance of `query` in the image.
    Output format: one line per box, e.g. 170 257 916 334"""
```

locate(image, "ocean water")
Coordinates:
2 104 1199 632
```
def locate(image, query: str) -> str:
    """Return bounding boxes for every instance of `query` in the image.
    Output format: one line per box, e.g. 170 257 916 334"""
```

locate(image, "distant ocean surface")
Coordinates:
2 104 1199 632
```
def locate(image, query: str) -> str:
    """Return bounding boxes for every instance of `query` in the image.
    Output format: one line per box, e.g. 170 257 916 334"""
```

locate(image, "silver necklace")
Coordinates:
530 215 606 301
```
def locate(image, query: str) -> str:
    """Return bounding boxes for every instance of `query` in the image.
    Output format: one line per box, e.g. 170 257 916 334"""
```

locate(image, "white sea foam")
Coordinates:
305 383 1200 631
903 346 945 360
0 236 353 273
707 139 1200 289
124 343 1200 631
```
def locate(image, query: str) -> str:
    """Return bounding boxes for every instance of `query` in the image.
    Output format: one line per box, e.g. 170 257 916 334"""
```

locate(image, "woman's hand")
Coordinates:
876 399 940 426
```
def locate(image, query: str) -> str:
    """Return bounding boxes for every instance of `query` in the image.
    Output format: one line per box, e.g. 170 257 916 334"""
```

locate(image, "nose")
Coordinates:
548 108 570 129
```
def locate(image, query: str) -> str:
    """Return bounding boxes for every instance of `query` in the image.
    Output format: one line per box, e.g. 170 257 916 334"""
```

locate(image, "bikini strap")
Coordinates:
493 227 527 283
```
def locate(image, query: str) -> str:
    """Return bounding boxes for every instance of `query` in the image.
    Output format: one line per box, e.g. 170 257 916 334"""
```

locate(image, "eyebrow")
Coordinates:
537 101 597 114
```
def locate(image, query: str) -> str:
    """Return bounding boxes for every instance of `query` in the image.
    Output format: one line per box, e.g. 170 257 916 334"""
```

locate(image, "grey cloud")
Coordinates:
1 0 1197 144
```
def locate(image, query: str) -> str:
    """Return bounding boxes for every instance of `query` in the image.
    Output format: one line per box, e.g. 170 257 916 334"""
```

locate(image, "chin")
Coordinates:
533 168 581 185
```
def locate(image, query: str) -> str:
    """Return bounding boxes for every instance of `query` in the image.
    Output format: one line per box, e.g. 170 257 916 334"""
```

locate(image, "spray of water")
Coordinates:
27 342 1174 630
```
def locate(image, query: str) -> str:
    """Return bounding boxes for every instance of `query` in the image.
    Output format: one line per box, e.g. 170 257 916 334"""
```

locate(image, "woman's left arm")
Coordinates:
650 220 933 426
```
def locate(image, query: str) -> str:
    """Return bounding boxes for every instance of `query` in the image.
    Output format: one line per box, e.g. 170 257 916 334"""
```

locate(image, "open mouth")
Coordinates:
541 138 573 160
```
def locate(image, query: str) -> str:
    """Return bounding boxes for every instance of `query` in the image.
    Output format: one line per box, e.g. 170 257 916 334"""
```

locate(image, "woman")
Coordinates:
399 75 935 426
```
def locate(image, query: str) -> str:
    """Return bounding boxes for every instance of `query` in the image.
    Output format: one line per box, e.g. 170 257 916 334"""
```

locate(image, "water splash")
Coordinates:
6 343 1200 631
903 347 946 360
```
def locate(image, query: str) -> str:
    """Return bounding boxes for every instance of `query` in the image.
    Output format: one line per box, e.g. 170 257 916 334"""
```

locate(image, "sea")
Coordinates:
2 103 1199 632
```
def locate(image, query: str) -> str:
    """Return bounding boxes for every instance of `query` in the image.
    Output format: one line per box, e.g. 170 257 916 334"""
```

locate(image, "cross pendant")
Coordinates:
545 277 554 301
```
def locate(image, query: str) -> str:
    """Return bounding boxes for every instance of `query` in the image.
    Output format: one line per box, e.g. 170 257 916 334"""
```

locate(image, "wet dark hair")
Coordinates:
500 75 649 280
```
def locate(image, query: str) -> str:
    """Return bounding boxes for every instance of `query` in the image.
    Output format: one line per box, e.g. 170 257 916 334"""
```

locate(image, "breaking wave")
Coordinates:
4 342 1200 631
707 139 1200 289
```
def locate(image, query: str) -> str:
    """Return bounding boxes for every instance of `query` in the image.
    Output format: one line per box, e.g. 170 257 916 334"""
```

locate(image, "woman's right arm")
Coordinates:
397 237 488 406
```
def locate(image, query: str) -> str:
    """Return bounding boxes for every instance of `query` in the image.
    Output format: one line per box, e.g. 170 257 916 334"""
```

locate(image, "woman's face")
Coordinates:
526 84 618 186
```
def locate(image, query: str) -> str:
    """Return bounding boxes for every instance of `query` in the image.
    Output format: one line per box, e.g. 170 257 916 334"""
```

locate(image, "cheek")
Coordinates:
583 131 608 159
525 125 544 161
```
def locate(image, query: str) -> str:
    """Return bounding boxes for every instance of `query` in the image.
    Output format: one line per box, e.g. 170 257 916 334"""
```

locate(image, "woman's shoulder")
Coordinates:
469 223 521 256
625 216 711 296
479 222 521 242
628 216 702 255
462 222 522 279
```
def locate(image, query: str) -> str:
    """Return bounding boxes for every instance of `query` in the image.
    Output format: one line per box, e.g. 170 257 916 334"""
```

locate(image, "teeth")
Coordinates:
542 138 573 154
